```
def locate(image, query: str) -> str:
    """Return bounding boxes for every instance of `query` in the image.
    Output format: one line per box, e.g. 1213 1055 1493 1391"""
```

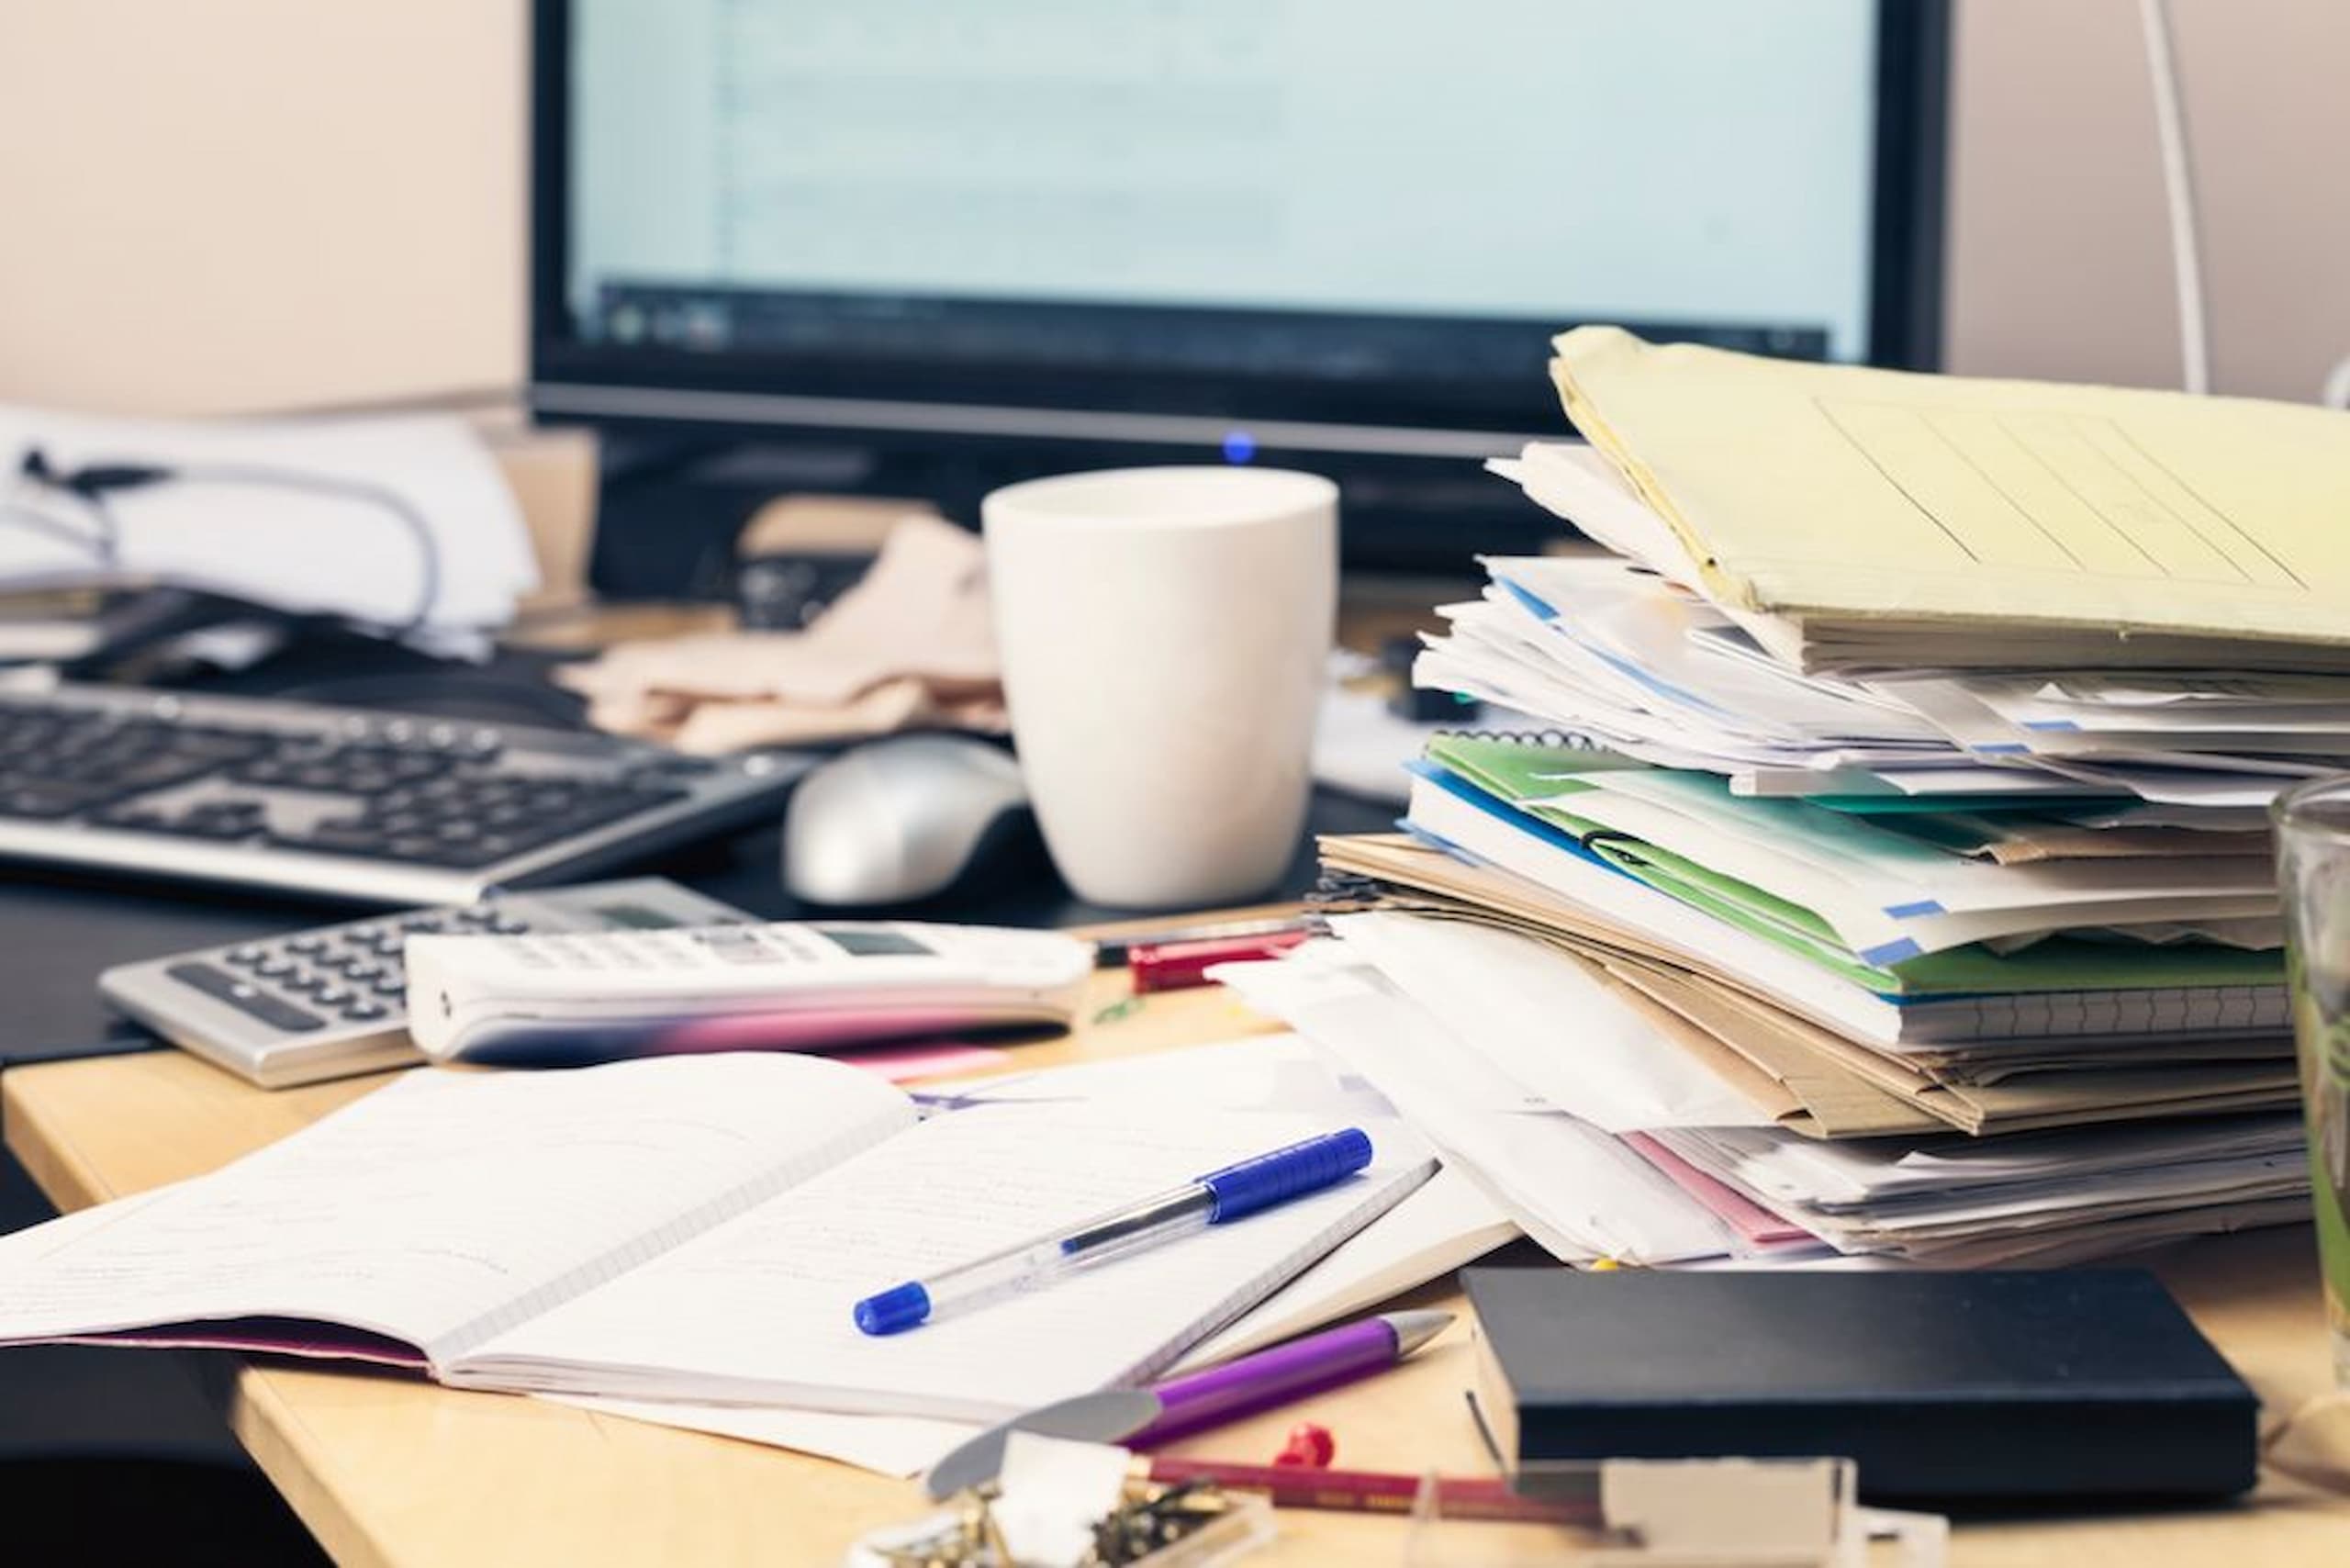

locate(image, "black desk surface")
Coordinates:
0 649 1394 1053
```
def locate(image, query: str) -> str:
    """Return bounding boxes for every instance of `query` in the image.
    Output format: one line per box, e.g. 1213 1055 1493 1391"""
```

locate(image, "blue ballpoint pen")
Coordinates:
853 1127 1375 1335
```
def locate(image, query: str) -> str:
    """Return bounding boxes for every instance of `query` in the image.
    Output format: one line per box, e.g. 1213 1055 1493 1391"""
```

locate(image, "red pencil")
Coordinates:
1142 1457 1600 1525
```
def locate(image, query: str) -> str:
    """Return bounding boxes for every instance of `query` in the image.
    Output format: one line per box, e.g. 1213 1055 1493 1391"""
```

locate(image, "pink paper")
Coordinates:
835 1039 1013 1084
1621 1132 1816 1249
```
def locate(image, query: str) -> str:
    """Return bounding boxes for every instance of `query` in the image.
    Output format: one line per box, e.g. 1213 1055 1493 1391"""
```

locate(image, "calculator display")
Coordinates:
813 926 935 958
592 903 687 930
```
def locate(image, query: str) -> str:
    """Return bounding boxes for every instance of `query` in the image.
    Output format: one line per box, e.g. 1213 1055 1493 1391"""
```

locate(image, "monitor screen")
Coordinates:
534 1 1942 566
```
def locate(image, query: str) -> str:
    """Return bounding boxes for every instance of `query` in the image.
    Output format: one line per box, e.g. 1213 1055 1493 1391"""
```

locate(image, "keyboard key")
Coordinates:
313 984 353 1006
225 945 267 967
170 814 266 841
164 963 324 1033
253 955 297 979
88 805 172 831
0 782 119 818
417 840 509 868
0 689 789 904
340 1000 389 1023
290 823 390 856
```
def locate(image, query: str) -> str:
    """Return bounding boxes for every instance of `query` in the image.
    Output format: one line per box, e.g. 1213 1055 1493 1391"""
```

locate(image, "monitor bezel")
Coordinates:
528 0 1948 455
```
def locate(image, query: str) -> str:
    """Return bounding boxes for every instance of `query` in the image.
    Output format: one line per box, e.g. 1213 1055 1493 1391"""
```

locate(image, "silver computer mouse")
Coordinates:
782 734 1031 906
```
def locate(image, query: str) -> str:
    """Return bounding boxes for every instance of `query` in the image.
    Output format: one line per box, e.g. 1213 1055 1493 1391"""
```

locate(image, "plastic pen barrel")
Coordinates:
853 1128 1373 1335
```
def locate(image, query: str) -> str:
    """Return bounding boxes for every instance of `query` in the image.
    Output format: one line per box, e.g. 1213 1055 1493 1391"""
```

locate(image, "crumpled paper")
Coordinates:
556 514 1006 752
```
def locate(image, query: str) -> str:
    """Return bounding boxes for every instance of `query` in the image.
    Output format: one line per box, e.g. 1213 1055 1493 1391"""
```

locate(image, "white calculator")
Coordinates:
98 879 753 1089
405 920 1097 1066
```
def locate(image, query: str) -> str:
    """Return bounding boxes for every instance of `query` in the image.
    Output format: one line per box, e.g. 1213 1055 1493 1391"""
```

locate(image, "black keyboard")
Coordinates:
0 682 811 905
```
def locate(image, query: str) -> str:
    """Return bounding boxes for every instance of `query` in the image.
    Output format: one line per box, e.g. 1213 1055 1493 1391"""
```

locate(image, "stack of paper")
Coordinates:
1427 523 2350 810
1249 330 2348 1270
1651 1116 2309 1268
0 405 540 655
1216 941 1827 1267
1545 326 2350 678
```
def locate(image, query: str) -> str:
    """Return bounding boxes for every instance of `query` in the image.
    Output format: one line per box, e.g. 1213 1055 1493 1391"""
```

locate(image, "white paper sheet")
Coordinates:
1214 945 1734 1266
453 1102 1433 1419
0 1057 912 1361
541 1163 1518 1478
1326 912 1775 1133
0 405 536 639
1175 1167 1516 1368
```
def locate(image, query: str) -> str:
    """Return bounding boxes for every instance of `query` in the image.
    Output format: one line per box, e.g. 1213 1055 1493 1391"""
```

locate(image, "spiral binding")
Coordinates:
1434 726 1606 750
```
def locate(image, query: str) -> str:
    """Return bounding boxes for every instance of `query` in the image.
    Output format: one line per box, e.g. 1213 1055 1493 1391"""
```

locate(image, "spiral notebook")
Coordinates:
0 1055 1429 1421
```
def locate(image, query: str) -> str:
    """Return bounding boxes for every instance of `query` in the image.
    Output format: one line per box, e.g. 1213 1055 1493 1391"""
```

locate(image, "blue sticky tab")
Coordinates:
1861 936 1925 964
1884 900 1945 918
1496 577 1561 621
853 1281 932 1336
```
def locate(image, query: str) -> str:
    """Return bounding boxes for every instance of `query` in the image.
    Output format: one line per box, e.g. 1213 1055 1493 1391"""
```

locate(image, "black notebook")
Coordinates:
1465 1268 2257 1500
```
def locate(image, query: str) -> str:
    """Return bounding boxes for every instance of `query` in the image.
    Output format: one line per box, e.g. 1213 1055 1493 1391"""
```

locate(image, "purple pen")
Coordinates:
1125 1309 1453 1448
917 1307 1456 1498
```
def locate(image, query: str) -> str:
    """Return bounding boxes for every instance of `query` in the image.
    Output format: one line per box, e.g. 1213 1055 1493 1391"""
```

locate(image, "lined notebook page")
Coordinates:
0 1056 914 1361
454 1103 1432 1421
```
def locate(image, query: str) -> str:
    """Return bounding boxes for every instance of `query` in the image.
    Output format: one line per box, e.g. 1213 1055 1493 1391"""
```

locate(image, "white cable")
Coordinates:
2138 0 2210 395
2324 355 2350 409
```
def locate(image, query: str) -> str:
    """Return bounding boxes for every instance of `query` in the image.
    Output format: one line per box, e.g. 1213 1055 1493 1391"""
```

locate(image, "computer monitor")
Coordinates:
532 1 1947 574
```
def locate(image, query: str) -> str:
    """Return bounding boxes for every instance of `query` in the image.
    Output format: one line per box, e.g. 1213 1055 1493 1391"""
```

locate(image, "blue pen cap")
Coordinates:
1200 1127 1372 1223
854 1281 932 1336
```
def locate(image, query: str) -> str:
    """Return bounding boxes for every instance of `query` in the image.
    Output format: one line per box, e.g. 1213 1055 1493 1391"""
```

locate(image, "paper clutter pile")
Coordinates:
0 405 541 658
557 514 1007 752
1226 328 2350 1271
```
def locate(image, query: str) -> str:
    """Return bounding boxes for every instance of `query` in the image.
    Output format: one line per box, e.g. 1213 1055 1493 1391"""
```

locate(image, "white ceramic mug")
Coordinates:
983 466 1337 909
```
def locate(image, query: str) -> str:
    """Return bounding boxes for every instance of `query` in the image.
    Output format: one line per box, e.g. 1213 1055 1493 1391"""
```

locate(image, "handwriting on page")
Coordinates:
461 1103 1421 1420
0 1057 913 1359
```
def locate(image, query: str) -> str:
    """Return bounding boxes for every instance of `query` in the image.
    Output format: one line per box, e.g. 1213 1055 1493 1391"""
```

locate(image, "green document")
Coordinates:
1422 735 2282 999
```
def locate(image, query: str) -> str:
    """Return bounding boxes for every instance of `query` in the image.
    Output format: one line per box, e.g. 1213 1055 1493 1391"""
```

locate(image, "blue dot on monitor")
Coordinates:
1221 430 1258 465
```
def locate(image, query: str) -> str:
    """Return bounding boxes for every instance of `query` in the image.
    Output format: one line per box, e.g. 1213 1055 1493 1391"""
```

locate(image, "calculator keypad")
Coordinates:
193 904 544 1034
101 878 756 1091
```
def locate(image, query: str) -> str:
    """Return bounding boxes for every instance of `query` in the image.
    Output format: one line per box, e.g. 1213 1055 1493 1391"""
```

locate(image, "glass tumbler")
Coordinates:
2274 775 2350 1387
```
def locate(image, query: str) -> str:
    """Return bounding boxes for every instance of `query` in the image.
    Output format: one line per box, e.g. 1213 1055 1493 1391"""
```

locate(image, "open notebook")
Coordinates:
0 1056 1429 1422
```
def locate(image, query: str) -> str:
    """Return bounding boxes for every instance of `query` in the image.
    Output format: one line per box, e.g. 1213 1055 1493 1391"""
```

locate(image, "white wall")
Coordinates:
0 0 524 413
1944 0 2350 400
0 1 2342 415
